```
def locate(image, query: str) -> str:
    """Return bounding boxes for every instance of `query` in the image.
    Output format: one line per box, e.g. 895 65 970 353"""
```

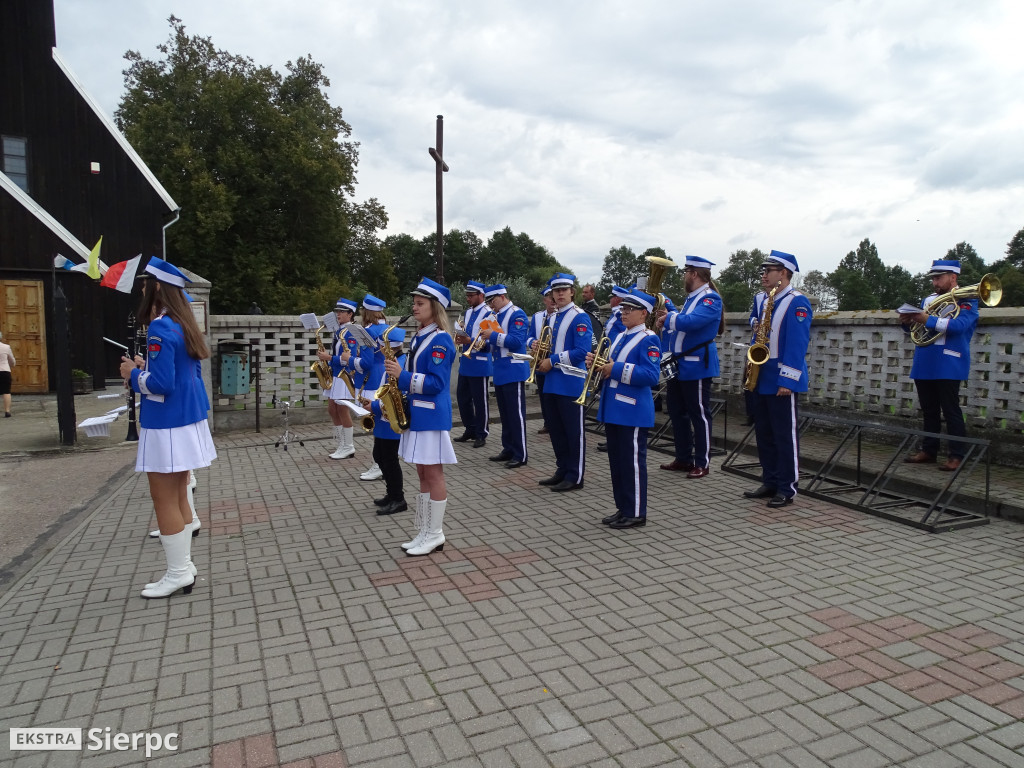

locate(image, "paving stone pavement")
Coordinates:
2 421 1024 768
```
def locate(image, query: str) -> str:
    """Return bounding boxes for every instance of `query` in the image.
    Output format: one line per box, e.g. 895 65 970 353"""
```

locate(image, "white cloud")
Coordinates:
52 0 1024 282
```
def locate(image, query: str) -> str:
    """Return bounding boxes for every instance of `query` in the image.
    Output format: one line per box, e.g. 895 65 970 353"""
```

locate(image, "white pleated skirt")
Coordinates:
399 430 458 465
136 419 217 473
326 377 354 401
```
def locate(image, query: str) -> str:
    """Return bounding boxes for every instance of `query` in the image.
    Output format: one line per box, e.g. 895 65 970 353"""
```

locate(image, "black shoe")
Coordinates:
609 516 646 529
767 495 794 508
373 496 392 507
505 459 527 469
489 451 512 462
473 437 487 448
597 442 608 453
551 479 583 492
377 499 408 515
743 484 776 499
453 432 473 442
4 412 10 418
601 512 622 525
538 475 564 486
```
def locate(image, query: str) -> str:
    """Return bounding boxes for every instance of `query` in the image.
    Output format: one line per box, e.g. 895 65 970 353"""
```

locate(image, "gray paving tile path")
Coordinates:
2 420 1023 768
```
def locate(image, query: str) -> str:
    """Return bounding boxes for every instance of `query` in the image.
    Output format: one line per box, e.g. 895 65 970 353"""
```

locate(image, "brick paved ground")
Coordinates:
2 420 1024 768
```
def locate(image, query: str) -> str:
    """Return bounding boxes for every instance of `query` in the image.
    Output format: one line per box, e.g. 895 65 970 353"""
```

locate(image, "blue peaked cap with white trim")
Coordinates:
410 276 451 308
143 256 191 288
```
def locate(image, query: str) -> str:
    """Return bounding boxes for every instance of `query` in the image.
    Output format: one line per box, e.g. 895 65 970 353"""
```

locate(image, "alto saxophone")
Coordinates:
743 281 780 392
310 325 335 389
374 316 412 433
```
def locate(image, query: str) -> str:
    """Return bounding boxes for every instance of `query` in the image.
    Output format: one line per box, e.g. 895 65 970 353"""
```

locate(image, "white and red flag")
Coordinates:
100 253 143 293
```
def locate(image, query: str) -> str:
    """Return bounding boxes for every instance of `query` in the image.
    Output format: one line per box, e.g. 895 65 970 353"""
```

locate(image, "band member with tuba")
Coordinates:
364 327 409 515
655 256 724 478
528 284 556 435
355 294 390 480
319 297 360 459
899 258 979 471
589 288 662 529
483 283 530 468
742 251 812 508
385 277 457 556
453 280 492 447
533 273 592 492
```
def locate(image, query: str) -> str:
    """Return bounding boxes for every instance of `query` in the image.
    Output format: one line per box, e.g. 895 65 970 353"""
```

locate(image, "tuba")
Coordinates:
644 255 676 329
575 336 612 405
374 316 412 433
910 274 1002 346
743 281 781 392
310 325 335 389
526 325 552 385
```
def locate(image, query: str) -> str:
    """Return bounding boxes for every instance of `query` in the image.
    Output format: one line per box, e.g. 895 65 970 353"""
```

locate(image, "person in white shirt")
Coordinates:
0 331 15 417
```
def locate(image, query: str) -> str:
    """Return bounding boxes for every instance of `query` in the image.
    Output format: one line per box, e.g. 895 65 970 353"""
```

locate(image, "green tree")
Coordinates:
384 234 434 294
597 245 645 296
801 270 837 311
117 17 385 313
827 239 886 310
443 229 485 285
945 241 986 286
717 248 768 315
1005 227 1024 270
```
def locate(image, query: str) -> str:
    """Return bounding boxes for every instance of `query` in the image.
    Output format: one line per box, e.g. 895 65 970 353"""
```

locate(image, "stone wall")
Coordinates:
210 307 1024 439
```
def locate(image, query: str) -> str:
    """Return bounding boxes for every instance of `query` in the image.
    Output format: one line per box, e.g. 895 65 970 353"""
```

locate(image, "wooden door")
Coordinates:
0 280 48 393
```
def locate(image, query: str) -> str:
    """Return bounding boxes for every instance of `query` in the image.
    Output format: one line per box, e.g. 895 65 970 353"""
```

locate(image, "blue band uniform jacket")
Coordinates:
596 326 662 428
130 314 209 429
488 303 530 386
664 285 722 380
754 285 813 394
396 324 456 431
907 295 978 381
369 351 408 440
544 305 593 398
458 303 494 377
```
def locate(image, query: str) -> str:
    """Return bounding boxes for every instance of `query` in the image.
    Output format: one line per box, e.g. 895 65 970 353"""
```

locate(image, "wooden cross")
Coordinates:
428 114 449 283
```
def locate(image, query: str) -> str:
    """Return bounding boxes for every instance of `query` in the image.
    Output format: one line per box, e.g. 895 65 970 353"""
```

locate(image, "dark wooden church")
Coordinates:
0 0 178 392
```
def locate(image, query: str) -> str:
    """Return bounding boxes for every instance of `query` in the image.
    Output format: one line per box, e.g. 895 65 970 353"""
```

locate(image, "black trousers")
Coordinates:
372 438 403 501
915 379 967 458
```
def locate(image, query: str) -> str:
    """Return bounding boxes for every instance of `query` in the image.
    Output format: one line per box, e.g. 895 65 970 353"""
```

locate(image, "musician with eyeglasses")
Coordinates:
742 251 812 508
899 258 979 472
528 284 556 435
453 280 493 448
588 288 662 529
654 256 724 479
481 284 530 468
532 273 593 492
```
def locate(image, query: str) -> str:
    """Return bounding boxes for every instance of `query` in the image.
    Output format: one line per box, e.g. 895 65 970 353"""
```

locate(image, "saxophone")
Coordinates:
374 316 412 433
743 281 780 392
310 325 335 389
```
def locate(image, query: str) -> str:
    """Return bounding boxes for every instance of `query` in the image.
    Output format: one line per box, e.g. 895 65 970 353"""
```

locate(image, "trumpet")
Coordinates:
575 336 612 405
526 325 552 384
461 314 502 358
910 274 1002 346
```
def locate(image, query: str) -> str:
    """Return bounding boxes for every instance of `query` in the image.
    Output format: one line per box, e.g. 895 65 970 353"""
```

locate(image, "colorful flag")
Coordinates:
100 254 143 293
53 254 74 270
84 236 102 279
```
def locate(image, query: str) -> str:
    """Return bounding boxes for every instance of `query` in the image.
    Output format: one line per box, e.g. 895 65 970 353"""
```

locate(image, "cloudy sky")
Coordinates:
53 0 1024 283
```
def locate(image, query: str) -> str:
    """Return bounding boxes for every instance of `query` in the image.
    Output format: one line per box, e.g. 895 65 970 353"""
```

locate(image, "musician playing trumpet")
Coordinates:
482 284 530 469
741 251 812 508
533 273 592 493
453 280 492 447
654 256 724 479
898 258 978 472
588 288 662 529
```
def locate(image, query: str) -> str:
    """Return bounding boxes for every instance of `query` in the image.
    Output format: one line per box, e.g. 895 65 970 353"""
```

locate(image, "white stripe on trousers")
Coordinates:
629 426 641 518
696 380 710 468
514 382 527 460
574 402 585 481
785 393 799 498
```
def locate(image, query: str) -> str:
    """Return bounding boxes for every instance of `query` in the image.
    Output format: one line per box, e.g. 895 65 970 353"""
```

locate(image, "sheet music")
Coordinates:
336 399 370 417
896 303 921 314
299 312 321 331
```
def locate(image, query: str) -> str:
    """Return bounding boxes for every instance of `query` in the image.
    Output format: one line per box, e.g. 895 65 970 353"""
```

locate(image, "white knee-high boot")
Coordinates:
407 498 446 556
149 470 201 539
329 425 346 459
141 529 195 598
401 493 430 551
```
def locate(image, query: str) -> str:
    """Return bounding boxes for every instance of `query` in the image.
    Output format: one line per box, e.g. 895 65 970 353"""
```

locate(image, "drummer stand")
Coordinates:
273 394 304 450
